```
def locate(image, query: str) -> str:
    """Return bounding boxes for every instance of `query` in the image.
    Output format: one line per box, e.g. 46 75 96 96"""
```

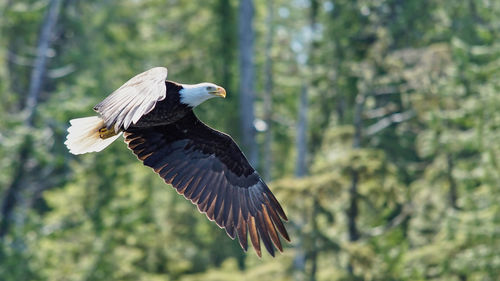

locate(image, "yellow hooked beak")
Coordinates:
211 86 226 98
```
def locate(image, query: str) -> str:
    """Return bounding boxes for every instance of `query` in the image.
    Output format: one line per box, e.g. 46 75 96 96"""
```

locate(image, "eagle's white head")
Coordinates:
179 82 226 107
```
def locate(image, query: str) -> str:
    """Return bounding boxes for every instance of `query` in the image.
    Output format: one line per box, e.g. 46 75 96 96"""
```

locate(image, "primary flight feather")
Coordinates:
65 67 289 257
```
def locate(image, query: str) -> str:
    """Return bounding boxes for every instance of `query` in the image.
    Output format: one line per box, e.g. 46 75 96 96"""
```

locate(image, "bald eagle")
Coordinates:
65 67 289 257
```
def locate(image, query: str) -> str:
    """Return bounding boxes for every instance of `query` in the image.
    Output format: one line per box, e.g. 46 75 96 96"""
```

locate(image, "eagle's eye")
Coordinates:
206 86 213 91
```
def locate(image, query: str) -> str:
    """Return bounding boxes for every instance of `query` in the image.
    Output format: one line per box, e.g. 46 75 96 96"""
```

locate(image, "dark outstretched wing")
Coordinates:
123 111 289 257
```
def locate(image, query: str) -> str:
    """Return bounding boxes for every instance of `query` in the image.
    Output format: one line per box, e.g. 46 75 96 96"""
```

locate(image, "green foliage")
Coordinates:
2 0 500 280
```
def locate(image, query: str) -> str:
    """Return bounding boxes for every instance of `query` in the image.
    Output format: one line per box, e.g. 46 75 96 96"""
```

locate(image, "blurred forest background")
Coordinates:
1 0 500 280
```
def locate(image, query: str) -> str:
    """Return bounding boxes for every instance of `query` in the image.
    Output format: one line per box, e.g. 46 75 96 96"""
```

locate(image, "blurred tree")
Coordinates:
262 0 274 182
1 0 500 280
1 0 64 238
238 0 258 166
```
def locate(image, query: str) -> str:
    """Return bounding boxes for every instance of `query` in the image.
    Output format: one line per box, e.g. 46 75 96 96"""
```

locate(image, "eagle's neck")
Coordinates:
166 81 184 96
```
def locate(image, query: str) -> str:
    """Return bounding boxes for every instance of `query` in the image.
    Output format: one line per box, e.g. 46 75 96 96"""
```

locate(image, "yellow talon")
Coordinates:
99 127 116 139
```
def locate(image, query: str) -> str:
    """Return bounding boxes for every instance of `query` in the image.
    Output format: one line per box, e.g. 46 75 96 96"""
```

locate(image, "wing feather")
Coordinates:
236 211 248 251
224 209 236 239
94 67 168 131
123 111 289 257
248 216 261 257
262 205 282 252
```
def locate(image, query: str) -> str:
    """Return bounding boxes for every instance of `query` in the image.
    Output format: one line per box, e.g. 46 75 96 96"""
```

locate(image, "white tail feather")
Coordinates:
65 116 122 155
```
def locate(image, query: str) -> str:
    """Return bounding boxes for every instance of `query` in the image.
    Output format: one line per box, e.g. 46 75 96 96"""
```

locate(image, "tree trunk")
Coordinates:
214 0 235 89
0 0 62 238
238 0 258 166
293 86 308 281
309 198 319 281
262 0 274 182
295 85 308 177
25 0 62 125
294 1 318 280
347 91 366 274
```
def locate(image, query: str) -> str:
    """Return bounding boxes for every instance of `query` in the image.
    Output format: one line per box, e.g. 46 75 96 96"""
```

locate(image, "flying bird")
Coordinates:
65 67 289 257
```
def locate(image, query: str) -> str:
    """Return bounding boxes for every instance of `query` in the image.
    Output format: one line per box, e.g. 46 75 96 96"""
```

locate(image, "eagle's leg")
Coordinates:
99 127 117 139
